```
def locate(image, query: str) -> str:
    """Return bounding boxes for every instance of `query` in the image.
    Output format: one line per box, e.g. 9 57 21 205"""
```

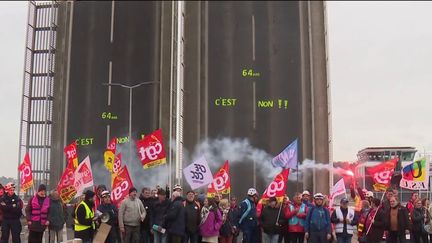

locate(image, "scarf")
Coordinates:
200 206 212 225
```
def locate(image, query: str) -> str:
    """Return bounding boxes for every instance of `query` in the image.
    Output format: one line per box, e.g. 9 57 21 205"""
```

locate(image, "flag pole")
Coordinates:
296 161 299 193
365 191 386 236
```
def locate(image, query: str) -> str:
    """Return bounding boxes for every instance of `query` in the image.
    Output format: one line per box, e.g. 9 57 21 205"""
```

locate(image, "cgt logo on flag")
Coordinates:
64 141 78 169
272 139 298 169
208 161 231 197
57 161 77 203
18 153 33 192
367 158 398 192
136 129 167 169
261 169 289 200
111 165 133 207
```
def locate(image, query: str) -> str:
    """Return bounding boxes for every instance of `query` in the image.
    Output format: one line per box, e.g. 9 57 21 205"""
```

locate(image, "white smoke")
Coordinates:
187 137 279 181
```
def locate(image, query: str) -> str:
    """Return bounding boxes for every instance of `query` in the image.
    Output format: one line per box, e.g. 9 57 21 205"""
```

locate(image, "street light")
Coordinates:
102 81 159 153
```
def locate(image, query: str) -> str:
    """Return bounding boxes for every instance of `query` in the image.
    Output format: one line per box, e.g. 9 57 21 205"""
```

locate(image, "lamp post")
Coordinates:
102 82 159 159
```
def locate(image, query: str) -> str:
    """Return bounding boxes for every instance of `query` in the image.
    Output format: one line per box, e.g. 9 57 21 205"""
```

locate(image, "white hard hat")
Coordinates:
101 190 110 197
247 188 257 196
302 190 310 196
5 182 15 191
173 184 182 191
314 193 325 200
366 191 374 198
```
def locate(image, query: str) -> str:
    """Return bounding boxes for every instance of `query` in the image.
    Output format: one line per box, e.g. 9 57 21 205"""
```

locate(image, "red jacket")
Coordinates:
284 202 308 232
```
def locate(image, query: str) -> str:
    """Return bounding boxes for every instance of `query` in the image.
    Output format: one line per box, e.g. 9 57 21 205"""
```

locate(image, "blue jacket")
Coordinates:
237 198 258 230
304 205 331 234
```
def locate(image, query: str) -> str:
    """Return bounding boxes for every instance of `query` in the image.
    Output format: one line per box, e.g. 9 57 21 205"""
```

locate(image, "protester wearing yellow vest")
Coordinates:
74 190 97 243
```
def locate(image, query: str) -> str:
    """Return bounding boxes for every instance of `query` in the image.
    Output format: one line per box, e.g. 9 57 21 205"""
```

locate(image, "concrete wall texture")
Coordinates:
49 1 330 196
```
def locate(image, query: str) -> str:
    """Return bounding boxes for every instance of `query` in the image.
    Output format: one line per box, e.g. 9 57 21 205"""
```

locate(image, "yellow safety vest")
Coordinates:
74 201 95 231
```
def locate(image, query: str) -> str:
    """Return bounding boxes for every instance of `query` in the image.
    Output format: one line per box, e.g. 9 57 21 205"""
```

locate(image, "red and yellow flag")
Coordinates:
104 137 117 173
207 161 231 197
136 129 167 169
18 153 34 192
366 158 398 192
111 165 133 207
64 141 78 169
57 160 77 203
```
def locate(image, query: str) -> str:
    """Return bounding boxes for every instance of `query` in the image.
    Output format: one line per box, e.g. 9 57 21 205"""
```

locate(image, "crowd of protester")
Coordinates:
2 182 432 243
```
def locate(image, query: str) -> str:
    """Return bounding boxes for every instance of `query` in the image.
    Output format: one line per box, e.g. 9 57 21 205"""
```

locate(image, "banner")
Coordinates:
136 129 167 169
330 178 346 199
257 169 289 216
207 161 231 197
261 169 290 201
18 153 33 192
64 141 78 169
329 178 346 207
400 158 429 190
184 156 214 190
367 158 398 192
104 138 117 173
111 153 124 185
74 156 94 197
111 165 133 207
272 139 298 169
57 160 77 203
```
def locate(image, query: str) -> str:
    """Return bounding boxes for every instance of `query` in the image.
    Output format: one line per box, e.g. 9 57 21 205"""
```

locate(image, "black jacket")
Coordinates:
412 207 426 232
140 195 156 229
184 200 200 233
366 207 385 241
0 193 23 220
97 203 118 226
152 198 170 227
165 197 186 237
220 208 237 237
76 200 94 227
260 205 282 234
385 204 410 232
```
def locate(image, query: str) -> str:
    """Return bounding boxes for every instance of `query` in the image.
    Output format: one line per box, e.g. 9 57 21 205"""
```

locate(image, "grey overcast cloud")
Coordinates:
0 2 431 179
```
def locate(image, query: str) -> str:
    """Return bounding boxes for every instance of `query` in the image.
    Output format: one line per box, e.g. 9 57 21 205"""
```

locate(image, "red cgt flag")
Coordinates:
207 161 231 197
366 158 398 192
257 169 289 216
18 153 34 192
57 160 77 203
111 165 134 207
64 141 78 169
136 129 167 169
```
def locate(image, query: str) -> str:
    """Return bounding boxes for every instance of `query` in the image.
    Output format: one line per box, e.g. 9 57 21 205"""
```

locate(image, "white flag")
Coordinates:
183 156 214 190
330 178 346 199
74 156 94 197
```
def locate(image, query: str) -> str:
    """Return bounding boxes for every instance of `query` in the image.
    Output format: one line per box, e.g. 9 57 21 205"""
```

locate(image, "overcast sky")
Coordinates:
1 2 432 179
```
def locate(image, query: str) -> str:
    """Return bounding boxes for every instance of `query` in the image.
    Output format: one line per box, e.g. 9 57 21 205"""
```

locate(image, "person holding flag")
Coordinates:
364 198 385 243
25 184 51 243
237 188 259 243
0 182 23 243
260 197 283 243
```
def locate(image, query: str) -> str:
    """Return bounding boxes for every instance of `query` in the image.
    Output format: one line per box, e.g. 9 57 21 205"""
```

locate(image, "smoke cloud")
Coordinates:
90 136 353 191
